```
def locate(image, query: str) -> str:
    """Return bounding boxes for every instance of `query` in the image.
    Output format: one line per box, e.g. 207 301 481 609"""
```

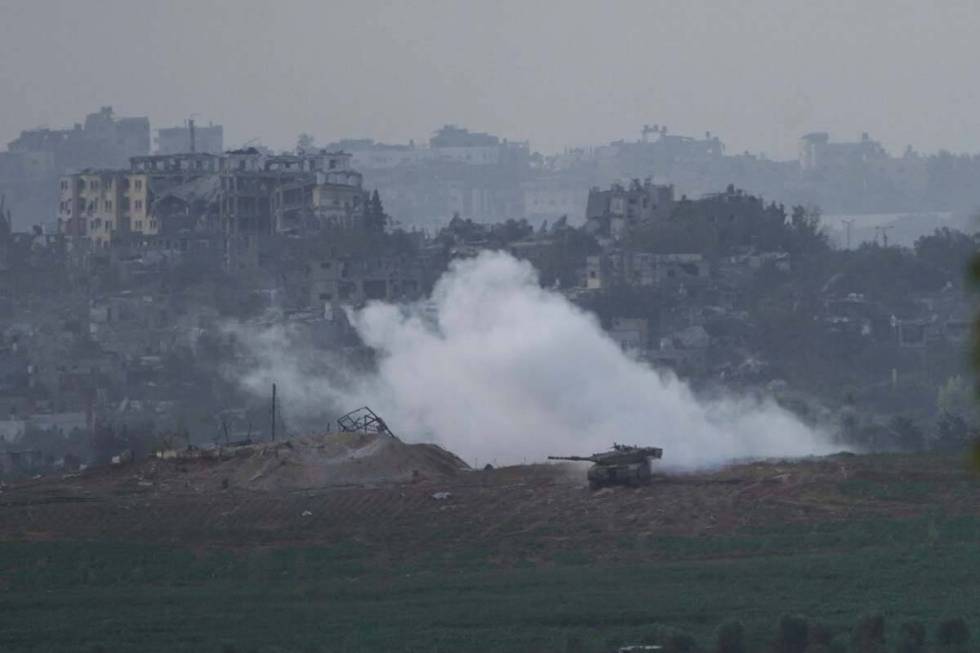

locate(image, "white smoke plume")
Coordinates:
228 251 833 469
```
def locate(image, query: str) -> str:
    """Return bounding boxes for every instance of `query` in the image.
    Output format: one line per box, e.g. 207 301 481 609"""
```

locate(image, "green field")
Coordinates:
2 513 979 653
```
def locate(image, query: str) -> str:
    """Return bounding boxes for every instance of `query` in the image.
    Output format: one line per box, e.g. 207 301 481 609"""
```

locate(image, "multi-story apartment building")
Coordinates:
58 149 367 247
57 170 153 247
307 253 424 308
585 178 675 242
10 107 150 172
585 251 708 290
58 172 115 247
326 126 530 228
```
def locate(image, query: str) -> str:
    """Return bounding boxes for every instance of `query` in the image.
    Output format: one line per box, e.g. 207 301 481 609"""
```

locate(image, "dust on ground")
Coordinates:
164 431 469 491
0 441 976 564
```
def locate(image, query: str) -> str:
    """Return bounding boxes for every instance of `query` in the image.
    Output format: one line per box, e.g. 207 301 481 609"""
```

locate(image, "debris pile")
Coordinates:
170 431 469 491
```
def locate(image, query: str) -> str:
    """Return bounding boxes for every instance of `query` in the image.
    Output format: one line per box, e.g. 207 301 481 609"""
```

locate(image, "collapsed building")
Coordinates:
56 149 369 256
585 251 709 290
585 178 675 243
308 254 425 308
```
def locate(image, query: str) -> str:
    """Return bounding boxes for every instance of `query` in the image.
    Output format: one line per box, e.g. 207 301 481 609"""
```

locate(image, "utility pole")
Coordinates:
270 383 277 441
188 113 199 154
880 225 894 248
841 218 855 250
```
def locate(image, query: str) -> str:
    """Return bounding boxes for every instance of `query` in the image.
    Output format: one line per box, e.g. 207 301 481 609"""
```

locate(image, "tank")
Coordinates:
548 444 664 490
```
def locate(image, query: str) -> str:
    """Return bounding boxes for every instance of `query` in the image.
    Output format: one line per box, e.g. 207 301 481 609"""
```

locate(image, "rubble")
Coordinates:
147 431 469 491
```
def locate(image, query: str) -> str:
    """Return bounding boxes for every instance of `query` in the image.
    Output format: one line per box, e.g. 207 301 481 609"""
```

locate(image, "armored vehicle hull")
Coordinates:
549 444 663 490
586 459 652 489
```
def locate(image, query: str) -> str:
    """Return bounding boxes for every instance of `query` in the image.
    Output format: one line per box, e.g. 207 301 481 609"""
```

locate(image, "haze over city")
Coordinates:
2 2 980 652
2 0 979 157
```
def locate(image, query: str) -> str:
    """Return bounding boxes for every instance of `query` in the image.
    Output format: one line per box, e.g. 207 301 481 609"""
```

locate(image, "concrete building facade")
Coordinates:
59 150 368 247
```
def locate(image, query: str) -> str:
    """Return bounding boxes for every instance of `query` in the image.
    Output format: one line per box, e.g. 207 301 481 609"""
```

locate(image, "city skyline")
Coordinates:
2 0 979 158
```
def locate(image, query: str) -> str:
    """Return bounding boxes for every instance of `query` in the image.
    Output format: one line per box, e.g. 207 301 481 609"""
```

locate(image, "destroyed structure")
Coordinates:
0 107 151 232
57 149 368 255
4 116 980 239
585 178 675 243
1 108 978 477
308 253 424 306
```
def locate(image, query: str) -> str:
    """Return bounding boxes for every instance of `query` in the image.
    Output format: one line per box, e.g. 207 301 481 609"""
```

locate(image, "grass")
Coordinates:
1 513 980 652
837 478 934 501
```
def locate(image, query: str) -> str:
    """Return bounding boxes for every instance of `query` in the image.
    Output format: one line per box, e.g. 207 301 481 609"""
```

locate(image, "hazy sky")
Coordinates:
1 0 978 158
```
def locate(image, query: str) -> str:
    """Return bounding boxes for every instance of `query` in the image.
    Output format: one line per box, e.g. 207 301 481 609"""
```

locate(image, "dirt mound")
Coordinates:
194 432 469 490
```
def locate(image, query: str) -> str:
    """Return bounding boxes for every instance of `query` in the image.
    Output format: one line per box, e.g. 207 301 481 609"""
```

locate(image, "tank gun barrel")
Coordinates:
552 445 665 490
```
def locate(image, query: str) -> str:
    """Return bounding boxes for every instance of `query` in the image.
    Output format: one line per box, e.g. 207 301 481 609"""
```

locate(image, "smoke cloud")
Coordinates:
229 251 834 468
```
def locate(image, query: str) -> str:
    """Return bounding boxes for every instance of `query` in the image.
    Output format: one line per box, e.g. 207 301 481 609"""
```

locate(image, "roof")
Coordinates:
151 175 221 205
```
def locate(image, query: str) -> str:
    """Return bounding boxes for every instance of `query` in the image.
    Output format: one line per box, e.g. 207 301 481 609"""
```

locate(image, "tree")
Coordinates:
935 411 971 452
937 376 977 426
913 228 978 285
786 205 830 256
296 133 315 153
888 415 925 452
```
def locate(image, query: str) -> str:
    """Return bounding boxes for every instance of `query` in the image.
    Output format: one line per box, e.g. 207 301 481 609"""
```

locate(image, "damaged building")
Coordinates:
57 149 369 253
1 107 151 231
585 251 709 290
585 178 675 242
308 254 425 308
